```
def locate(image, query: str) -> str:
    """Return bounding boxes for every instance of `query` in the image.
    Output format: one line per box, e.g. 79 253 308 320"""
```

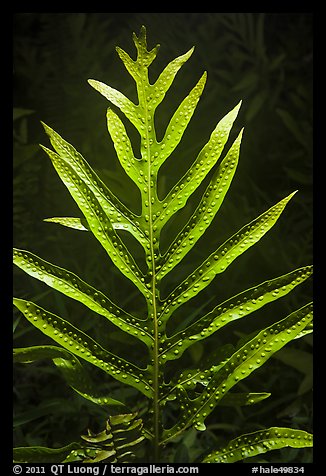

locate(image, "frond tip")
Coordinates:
131 25 160 65
202 427 313 462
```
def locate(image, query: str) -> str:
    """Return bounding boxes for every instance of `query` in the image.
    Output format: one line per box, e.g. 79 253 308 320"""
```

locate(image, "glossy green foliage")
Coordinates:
13 443 81 464
202 427 313 463
162 303 312 441
67 413 145 463
14 413 144 464
13 26 313 463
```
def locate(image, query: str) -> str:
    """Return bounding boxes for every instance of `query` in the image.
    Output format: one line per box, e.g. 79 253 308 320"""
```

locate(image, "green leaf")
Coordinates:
140 47 194 113
43 217 89 231
118 26 160 78
14 346 126 407
13 26 313 461
151 72 207 170
163 369 271 407
77 413 145 463
106 107 145 191
116 26 193 115
44 216 146 237
153 101 242 231
40 122 139 230
88 80 141 131
219 392 271 407
202 427 313 462
40 141 148 295
13 298 153 397
160 191 297 318
40 122 149 251
14 443 81 463
294 320 313 339
163 302 312 442
157 128 243 277
161 344 233 403
13 248 152 347
160 265 312 361
19 413 145 464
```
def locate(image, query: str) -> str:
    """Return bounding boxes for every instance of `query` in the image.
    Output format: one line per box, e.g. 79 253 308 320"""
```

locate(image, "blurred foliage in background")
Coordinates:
13 13 313 463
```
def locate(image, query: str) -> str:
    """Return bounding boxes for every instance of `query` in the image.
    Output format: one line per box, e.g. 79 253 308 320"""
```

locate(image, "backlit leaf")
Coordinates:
14 443 81 464
157 129 242 276
160 265 312 361
13 248 152 346
202 427 313 462
160 191 298 319
40 144 148 295
153 101 242 230
163 302 312 441
13 25 313 462
13 298 153 397
43 217 89 231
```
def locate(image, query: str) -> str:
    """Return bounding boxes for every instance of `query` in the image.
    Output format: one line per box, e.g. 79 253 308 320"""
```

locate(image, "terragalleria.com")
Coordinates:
50 465 199 475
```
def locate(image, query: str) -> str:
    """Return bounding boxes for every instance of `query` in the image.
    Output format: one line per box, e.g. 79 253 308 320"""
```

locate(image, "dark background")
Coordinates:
13 13 313 463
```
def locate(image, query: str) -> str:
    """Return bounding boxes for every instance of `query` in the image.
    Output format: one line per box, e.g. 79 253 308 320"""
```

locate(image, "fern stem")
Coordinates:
139 75 161 462
148 164 161 463
147 174 160 460
151 259 161 462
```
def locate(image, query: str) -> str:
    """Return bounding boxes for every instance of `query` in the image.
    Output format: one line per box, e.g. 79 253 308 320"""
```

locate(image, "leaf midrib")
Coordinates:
138 71 161 455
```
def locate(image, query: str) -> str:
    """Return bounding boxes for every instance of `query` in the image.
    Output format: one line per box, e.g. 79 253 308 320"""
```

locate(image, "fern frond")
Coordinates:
162 302 312 440
77 413 145 463
160 265 313 361
13 248 152 346
13 25 312 463
202 427 313 463
158 192 299 329
13 298 153 397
